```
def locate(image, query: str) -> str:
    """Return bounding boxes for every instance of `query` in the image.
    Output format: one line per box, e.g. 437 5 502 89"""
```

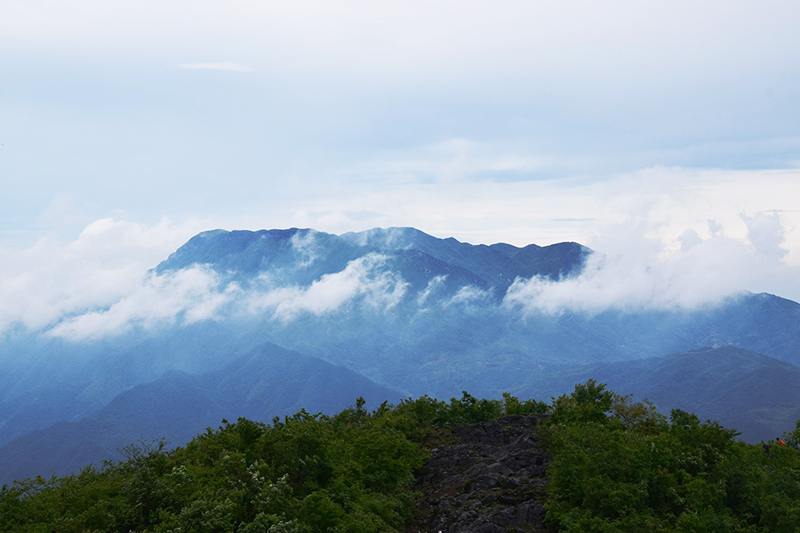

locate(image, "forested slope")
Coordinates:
2 384 800 532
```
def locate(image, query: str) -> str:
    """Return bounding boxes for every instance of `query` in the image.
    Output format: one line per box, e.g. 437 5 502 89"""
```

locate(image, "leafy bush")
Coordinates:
2 385 799 532
0 391 544 532
544 381 800 533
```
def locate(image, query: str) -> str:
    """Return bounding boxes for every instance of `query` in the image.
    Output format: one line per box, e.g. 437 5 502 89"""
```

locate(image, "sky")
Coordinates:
2 0 800 335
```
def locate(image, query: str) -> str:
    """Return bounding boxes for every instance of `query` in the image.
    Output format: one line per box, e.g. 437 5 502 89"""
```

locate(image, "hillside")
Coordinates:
0 343 404 486
523 346 800 443
3 385 800 532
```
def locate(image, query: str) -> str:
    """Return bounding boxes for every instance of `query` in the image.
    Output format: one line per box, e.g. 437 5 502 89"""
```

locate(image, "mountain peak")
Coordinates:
154 226 590 291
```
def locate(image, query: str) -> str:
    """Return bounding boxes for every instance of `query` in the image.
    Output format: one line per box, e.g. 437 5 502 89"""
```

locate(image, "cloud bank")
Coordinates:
503 213 800 315
245 254 408 321
48 267 236 341
0 218 190 335
175 62 254 72
2 212 799 341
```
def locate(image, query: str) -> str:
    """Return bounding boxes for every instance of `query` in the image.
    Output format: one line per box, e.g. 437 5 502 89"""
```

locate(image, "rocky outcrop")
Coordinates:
407 415 552 533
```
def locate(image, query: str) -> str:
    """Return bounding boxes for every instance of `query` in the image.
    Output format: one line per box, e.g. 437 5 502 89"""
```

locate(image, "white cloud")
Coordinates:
0 219 413 340
247 254 408 321
5 1 798 89
3 207 800 341
175 62 254 72
503 211 800 315
47 267 234 340
742 211 788 260
289 230 321 267
342 227 415 250
417 275 447 306
0 218 194 335
275 165 800 263
3 1 799 259
445 285 493 308
347 139 546 185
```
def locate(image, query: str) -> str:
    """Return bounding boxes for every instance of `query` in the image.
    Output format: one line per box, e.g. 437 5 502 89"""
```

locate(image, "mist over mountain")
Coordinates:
153 227 587 299
0 342 403 485
2 227 800 483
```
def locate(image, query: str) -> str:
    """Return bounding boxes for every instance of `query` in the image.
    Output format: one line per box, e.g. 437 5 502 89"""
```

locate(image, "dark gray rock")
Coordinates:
407 415 553 533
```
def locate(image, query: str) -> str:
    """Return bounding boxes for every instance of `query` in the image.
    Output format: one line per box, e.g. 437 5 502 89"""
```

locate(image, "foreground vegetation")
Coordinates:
0 393 545 532
545 381 800 532
1 384 799 532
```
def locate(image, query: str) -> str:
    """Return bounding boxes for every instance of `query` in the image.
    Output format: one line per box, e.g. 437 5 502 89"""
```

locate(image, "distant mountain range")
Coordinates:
155 227 588 293
0 343 403 483
2 227 800 484
519 345 800 443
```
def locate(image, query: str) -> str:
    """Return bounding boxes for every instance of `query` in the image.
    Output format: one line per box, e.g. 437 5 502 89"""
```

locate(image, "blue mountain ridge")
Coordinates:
154 227 589 294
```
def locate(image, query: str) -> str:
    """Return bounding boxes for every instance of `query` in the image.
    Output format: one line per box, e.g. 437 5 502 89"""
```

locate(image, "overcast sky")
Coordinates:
2 0 800 330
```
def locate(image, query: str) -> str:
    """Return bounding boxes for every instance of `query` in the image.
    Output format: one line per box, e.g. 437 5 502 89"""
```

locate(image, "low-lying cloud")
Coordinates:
0 218 191 335
289 229 322 268
3 212 800 341
42 251 409 340
417 275 447 306
503 212 800 315
175 62 255 72
246 254 408 321
48 267 236 341
445 285 493 308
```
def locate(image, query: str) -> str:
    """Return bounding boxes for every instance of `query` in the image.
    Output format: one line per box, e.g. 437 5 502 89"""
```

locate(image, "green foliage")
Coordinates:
551 379 614 425
0 391 547 532
544 380 800 532
783 419 800 447
3 383 800 532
